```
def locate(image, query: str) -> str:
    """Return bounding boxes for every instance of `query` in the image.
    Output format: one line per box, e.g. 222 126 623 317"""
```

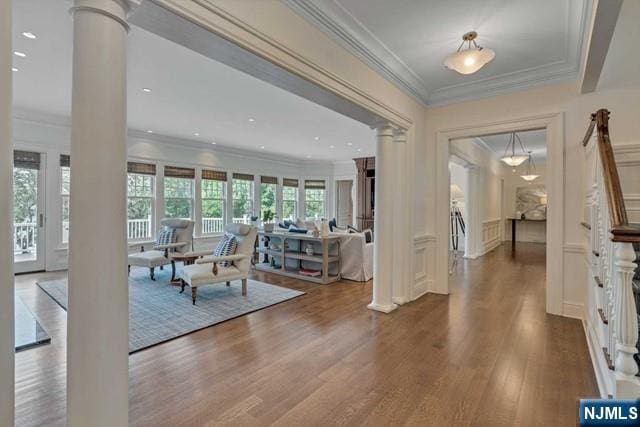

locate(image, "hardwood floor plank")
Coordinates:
14 243 598 426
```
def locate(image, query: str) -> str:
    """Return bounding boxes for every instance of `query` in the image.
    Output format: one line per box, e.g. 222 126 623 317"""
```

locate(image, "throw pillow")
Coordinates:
213 234 238 267
157 228 177 246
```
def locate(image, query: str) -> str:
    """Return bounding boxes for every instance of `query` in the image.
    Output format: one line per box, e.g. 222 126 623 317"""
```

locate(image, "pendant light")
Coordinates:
444 31 495 75
500 132 529 169
520 151 540 182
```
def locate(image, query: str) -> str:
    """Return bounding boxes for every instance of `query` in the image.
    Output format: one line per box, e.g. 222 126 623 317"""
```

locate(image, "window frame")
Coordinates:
60 165 70 245
231 176 254 224
282 184 298 220
201 177 227 235
127 172 155 241
163 176 195 220
304 180 326 219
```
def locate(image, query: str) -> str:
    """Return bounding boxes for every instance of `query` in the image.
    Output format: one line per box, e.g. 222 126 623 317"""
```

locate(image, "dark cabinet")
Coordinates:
354 157 375 231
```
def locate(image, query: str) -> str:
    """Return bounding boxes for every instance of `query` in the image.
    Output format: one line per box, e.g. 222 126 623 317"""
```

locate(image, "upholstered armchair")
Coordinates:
180 223 258 304
127 218 195 281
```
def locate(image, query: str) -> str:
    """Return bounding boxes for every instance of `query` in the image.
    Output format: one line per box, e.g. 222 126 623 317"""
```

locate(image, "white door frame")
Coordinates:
435 113 564 315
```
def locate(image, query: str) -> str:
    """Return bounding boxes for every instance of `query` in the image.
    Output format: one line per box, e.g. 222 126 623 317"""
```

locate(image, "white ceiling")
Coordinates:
285 0 591 105
11 0 375 162
476 129 547 163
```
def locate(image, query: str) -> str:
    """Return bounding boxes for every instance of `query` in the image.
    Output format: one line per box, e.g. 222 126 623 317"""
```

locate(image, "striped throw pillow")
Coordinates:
213 234 238 267
157 228 177 246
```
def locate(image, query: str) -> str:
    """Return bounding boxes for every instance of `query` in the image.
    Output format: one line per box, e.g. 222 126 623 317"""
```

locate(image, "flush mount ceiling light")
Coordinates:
22 32 36 39
500 131 529 169
13 51 26 58
444 31 495 75
142 88 152 93
520 151 540 182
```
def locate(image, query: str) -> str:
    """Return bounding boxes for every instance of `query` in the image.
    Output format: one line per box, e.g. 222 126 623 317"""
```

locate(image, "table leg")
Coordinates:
511 219 516 248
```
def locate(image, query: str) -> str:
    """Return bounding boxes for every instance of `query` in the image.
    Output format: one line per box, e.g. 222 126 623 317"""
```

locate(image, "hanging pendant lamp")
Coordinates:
444 31 495 75
520 151 540 182
499 132 529 169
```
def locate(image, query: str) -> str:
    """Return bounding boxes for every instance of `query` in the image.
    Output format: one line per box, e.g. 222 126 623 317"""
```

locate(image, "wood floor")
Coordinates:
14 243 598 426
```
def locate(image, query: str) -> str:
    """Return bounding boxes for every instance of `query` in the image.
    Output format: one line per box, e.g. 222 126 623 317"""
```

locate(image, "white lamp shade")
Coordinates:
520 174 540 182
444 47 495 75
500 155 528 167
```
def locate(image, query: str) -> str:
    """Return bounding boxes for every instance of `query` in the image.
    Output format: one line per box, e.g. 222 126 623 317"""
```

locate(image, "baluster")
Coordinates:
614 242 640 395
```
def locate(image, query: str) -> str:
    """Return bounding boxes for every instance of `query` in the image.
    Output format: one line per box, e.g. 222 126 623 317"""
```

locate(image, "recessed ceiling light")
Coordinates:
306 155 311 158
146 130 153 133
346 142 353 146
357 148 362 152
329 145 335 149
13 51 26 57
193 132 200 137
211 142 217 145
248 118 255 122
22 32 36 39
142 88 152 93
11 67 18 72
314 136 319 141
260 145 265 149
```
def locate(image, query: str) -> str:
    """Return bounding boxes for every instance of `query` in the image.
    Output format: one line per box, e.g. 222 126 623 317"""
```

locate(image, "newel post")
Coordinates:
613 241 639 396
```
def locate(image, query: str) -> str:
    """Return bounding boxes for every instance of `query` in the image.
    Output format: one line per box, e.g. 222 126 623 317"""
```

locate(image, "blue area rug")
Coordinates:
15 296 50 352
37 268 304 353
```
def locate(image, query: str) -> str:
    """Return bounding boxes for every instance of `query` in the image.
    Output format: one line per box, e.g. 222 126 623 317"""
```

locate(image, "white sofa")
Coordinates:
330 231 373 282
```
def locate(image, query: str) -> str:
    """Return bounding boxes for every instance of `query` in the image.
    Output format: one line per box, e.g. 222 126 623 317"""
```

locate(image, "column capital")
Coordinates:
70 0 141 32
393 128 408 143
370 119 395 132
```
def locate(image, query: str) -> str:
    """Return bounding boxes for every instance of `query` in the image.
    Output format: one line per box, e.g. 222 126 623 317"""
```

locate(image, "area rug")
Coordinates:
37 268 304 353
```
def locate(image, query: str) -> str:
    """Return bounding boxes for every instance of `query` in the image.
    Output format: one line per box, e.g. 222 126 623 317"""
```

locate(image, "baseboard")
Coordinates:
562 301 584 320
582 315 611 398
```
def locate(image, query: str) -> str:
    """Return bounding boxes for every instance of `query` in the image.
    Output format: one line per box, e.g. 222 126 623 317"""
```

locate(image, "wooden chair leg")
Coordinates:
242 278 247 296
170 260 176 281
180 279 186 294
127 265 130 276
150 267 155 281
191 287 197 305
160 265 164 271
226 281 230 287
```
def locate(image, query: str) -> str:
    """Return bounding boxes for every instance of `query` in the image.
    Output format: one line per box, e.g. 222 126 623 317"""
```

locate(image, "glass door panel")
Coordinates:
13 150 45 273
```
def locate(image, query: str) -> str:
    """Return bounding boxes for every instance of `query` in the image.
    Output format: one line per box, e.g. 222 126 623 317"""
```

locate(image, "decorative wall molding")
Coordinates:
480 219 502 255
562 301 584 319
563 243 586 254
413 234 435 296
283 0 593 106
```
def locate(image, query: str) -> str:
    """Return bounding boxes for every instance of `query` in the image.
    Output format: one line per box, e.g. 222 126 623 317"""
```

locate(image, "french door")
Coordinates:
13 150 46 273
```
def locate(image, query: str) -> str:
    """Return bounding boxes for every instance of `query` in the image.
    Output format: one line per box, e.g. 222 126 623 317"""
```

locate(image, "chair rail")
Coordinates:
584 109 640 243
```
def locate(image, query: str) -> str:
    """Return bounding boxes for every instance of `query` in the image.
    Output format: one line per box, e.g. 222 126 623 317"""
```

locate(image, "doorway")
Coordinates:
13 150 45 273
335 179 354 227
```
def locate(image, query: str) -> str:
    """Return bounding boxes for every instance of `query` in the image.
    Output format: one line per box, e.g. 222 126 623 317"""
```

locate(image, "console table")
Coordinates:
254 231 341 284
507 217 546 246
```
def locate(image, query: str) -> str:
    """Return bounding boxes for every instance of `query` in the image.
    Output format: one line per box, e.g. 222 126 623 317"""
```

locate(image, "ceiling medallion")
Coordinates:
444 31 495 75
499 132 529 170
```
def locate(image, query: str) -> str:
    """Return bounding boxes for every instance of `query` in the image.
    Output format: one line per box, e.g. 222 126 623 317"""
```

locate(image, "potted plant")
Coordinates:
262 209 275 232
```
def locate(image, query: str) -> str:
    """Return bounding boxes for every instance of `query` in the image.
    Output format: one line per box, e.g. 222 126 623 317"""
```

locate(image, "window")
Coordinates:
164 166 195 219
60 155 70 244
260 176 277 222
282 178 299 220
232 173 254 224
127 162 156 240
201 169 227 234
304 179 326 219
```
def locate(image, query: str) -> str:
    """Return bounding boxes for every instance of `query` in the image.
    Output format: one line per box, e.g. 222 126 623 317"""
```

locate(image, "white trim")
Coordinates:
583 315 612 398
435 112 565 315
562 301 584 319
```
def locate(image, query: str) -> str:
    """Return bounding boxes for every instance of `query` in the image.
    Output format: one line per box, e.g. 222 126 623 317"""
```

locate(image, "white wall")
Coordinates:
12 111 338 271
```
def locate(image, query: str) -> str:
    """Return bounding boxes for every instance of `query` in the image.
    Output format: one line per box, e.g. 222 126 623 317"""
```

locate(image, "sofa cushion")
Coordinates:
157 228 177 246
213 234 238 266
181 264 242 286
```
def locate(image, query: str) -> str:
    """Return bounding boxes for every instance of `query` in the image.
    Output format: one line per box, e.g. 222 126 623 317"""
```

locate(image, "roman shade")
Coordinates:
232 172 254 181
261 176 278 185
14 150 41 170
304 179 325 190
59 154 70 168
128 161 156 175
202 169 227 181
283 178 299 187
164 165 195 179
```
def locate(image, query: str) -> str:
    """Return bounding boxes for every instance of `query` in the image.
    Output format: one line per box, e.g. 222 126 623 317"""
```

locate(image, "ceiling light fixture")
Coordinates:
329 145 335 149
306 155 312 158
520 151 540 182
13 51 26 58
142 88 152 93
11 67 18 72
193 132 200 137
357 148 362 152
146 130 153 133
260 145 265 149
444 31 495 75
211 142 217 145
346 142 353 146
248 118 255 122
22 32 36 39
314 136 319 141
499 132 529 170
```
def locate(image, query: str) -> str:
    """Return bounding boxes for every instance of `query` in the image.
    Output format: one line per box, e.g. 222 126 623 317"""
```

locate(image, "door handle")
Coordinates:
39 213 44 228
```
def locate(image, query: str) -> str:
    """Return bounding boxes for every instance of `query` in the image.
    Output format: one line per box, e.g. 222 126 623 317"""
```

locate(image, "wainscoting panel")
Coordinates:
413 234 436 297
481 219 501 256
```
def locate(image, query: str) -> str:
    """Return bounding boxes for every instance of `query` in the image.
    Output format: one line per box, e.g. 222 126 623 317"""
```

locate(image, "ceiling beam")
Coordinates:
580 0 623 93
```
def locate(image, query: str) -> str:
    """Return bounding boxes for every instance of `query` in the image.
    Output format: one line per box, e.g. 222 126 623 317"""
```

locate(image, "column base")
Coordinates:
392 296 410 305
367 302 398 313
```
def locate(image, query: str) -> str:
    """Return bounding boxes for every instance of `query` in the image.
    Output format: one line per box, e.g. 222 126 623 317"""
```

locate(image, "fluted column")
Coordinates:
67 1 138 425
368 122 397 313
613 242 639 397
0 1 14 425
392 129 411 304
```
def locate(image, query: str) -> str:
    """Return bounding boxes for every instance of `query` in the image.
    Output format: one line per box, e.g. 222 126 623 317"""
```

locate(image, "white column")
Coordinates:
392 129 411 305
368 122 398 313
67 1 138 426
613 242 639 397
464 165 481 258
0 0 14 424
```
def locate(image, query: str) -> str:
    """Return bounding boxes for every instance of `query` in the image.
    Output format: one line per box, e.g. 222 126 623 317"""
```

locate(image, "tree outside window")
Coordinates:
61 166 70 244
232 178 253 223
304 180 326 219
282 185 297 220
260 178 277 222
127 173 154 239
164 177 193 219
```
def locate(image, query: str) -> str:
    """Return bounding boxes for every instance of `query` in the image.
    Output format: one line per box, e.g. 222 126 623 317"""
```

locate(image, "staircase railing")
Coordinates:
583 109 640 397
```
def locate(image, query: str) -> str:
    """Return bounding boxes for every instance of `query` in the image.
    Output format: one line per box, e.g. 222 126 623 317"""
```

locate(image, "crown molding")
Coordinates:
284 0 593 107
